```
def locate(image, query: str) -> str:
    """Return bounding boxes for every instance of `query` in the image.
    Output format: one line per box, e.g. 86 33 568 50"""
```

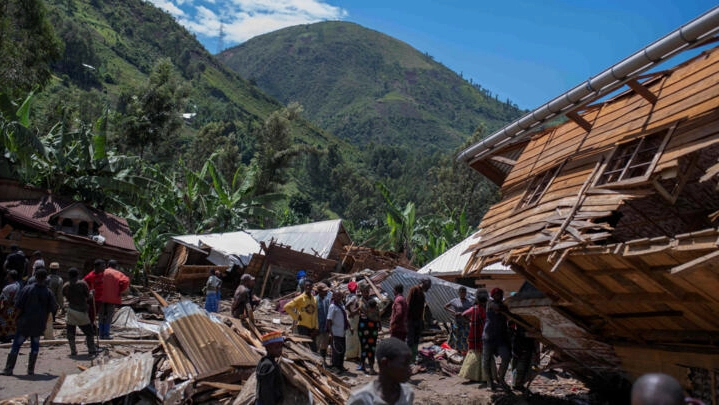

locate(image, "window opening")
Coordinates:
78 221 89 236
597 129 670 186
517 165 561 210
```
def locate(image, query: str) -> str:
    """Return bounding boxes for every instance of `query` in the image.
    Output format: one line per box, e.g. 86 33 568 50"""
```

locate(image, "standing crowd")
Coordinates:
1 247 129 376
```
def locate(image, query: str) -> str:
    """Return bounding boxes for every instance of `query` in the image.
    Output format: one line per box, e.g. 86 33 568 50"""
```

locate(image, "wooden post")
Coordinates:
259 261 272 298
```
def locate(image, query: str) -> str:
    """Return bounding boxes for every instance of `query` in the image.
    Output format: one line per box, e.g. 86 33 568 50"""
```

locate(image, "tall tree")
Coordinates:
428 126 500 227
253 102 316 195
114 58 188 161
0 0 62 99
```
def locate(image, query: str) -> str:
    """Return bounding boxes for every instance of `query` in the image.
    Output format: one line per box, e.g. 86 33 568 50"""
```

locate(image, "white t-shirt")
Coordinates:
327 303 346 337
347 381 414 405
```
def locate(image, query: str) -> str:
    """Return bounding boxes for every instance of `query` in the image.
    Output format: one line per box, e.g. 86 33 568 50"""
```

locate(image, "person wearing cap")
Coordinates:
2 268 57 376
344 280 361 361
406 278 431 362
482 287 511 390
315 282 332 362
47 262 64 314
62 267 96 356
296 269 307 292
283 278 318 351
256 330 285 405
232 273 257 322
204 269 222 313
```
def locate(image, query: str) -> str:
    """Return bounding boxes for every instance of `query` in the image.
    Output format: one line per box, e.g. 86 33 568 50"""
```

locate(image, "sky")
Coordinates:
147 0 718 110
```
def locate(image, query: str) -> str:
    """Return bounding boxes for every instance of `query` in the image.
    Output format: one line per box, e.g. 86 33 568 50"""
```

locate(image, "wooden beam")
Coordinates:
562 258 615 299
489 155 517 166
622 257 686 300
670 250 719 275
626 79 658 104
531 264 643 342
472 159 508 186
608 310 683 319
581 292 704 303
549 160 603 247
566 111 593 132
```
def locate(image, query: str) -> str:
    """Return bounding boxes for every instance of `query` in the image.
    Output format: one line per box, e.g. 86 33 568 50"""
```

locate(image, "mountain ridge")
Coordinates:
218 21 524 154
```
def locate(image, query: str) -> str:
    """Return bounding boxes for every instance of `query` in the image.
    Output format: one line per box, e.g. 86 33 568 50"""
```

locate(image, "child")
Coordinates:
326 289 352 372
347 337 414 405
256 330 285 405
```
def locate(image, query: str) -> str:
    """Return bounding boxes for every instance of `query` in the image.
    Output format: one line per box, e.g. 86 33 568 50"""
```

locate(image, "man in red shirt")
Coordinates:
84 259 129 339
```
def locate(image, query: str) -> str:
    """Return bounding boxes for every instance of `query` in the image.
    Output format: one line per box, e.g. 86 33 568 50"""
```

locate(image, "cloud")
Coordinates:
149 0 186 18
148 0 348 47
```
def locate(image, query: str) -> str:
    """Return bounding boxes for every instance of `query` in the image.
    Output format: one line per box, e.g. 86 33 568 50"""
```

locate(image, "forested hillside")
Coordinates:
218 21 524 154
1 0 524 269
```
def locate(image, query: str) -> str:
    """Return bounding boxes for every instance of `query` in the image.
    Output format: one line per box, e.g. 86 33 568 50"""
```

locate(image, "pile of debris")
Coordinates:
39 297 351 405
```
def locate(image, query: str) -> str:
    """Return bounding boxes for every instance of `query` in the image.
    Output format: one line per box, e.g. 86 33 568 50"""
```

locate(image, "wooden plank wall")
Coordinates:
469 46 719 266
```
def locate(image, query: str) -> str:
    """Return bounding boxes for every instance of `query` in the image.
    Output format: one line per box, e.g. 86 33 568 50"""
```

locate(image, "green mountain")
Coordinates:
218 21 524 154
38 0 336 152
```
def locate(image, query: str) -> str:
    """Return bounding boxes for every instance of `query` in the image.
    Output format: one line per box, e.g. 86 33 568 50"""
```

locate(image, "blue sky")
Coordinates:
148 0 717 109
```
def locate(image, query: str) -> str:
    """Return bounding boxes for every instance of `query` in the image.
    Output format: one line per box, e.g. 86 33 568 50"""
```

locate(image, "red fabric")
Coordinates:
83 271 105 302
389 294 408 339
101 268 130 304
462 304 486 351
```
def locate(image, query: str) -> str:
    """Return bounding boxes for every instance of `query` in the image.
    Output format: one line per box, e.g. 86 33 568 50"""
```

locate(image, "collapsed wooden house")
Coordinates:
0 179 139 275
458 8 719 402
155 220 352 296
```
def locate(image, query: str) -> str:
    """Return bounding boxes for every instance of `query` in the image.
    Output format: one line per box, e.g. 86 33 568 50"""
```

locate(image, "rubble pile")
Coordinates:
36 294 352 405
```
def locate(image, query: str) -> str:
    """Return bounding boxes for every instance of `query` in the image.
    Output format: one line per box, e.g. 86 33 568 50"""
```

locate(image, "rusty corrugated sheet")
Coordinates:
160 301 260 380
50 352 154 404
379 267 481 324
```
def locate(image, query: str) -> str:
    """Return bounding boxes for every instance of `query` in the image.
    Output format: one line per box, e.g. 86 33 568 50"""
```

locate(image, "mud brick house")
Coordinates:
458 8 719 402
0 179 138 276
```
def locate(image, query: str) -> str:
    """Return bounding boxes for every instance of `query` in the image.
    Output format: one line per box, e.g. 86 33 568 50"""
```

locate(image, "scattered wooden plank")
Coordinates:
197 381 244 391
670 250 719 275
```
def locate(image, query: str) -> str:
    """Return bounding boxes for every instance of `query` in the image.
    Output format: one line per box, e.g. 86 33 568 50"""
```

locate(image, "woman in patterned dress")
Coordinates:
0 271 21 343
356 282 381 375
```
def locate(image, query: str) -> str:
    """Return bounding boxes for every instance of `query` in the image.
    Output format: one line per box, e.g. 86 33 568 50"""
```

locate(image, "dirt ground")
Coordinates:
0 338 603 404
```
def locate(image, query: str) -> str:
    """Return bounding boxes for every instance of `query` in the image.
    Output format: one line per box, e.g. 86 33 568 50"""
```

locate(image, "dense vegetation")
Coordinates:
1 0 524 271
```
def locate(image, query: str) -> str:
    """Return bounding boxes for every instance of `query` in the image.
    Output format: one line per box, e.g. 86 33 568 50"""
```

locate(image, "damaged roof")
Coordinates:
417 231 514 276
246 219 351 259
167 219 352 269
49 352 154 404
172 230 260 267
0 196 136 251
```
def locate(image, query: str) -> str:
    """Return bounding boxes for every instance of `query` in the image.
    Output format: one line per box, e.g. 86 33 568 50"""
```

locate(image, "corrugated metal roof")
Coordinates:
379 267 483 324
246 219 345 259
0 197 137 251
172 231 260 267
51 352 154 404
417 231 514 276
160 301 261 380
